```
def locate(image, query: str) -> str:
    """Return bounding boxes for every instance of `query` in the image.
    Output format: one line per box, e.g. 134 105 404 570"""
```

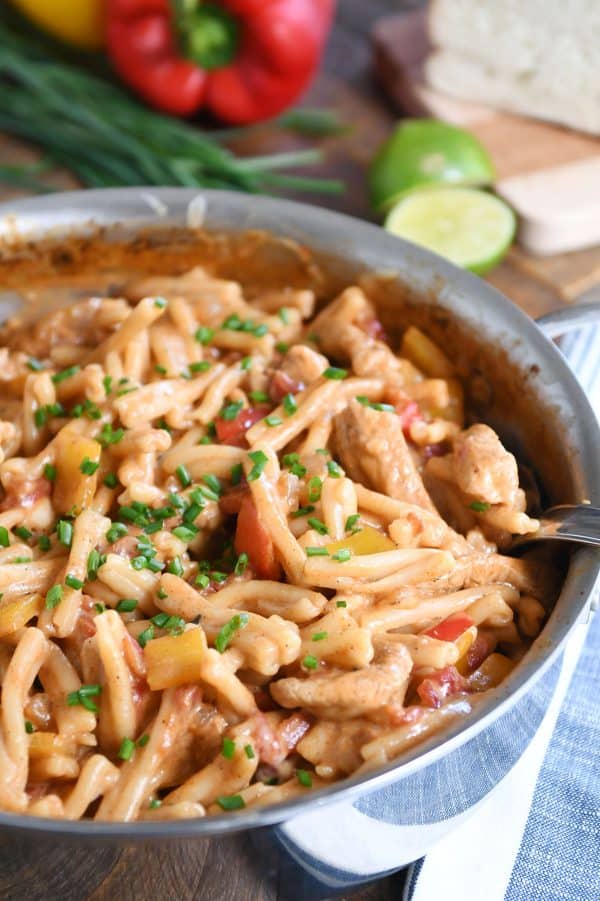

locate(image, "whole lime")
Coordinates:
369 119 495 213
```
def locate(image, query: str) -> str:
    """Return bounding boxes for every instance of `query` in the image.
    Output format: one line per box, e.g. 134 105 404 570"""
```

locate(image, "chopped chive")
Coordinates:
157 587 168 600
305 546 329 557
25 719 35 733
230 463 243 486
247 449 268 482
154 364 167 376
332 548 351 562
283 453 299 466
57 520 73 547
175 464 192 488
27 358 44 371
215 613 249 653
244 744 255 759
116 386 138 397
80 457 100 476
195 573 210 589
103 374 113 395
265 415 282 427
296 769 313 787
275 341 289 354
93 603 105 615
312 631 328 641
151 613 169 628
183 502 203 523
189 360 212 373
149 799 162 809
240 356 252 371
67 683 101 713
470 501 491 512
303 655 318 670
154 297 168 309
87 548 103 579
173 524 199 543
307 477 322 502
220 401 243 421
52 365 80 385
345 514 360 532
322 366 347 380
137 624 155 648
34 408 47 428
210 571 228 583
222 737 236 760
45 584 63 609
167 557 184 577
202 474 222 496
222 313 243 330
116 599 138 613
137 733 150 747
118 737 136 761
291 505 315 518
198 436 211 445
65 574 84 590
44 463 57 482
315 448 330 456
307 517 328 536
234 552 249 576
279 307 290 324
336 600 348 608
38 535 51 551
103 473 119 489
13 526 32 541
253 324 268 337
327 460 343 478
195 326 214 345
248 390 269 404
106 522 128 543
216 794 245 811
97 423 125 446
282 394 297 416
0 526 9 548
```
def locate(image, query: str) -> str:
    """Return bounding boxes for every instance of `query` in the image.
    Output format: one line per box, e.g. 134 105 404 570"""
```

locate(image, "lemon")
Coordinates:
384 187 516 274
369 119 494 213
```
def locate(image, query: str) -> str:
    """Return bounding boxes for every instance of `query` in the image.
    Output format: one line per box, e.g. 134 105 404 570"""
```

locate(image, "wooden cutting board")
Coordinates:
372 9 600 259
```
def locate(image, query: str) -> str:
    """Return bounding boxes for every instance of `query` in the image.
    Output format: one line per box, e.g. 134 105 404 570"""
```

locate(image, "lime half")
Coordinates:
385 187 516 274
369 120 494 213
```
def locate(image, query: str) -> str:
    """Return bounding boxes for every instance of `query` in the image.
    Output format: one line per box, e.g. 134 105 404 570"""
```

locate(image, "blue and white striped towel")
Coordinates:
260 322 600 900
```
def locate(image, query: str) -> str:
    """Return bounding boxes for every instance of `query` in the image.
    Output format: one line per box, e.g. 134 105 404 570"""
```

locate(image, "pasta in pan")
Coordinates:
0 263 557 821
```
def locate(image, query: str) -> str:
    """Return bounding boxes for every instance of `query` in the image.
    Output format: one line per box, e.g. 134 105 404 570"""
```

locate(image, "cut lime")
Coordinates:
384 187 516 274
369 120 494 213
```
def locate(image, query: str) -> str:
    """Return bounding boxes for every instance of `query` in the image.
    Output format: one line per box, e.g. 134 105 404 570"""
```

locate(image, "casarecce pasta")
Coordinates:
0 263 558 821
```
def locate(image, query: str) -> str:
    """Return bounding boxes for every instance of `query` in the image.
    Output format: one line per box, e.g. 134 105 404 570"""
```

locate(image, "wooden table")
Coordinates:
0 2 595 899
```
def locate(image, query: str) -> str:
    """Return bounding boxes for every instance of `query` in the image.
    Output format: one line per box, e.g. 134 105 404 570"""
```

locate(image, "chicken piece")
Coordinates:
270 642 412 720
270 344 329 402
126 266 244 327
447 424 521 506
297 719 382 777
308 287 373 361
333 400 435 511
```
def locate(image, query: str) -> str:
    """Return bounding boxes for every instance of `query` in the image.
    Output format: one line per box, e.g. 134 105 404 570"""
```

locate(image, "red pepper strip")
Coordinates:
215 405 270 446
416 666 469 709
235 495 281 580
107 0 336 122
424 613 475 643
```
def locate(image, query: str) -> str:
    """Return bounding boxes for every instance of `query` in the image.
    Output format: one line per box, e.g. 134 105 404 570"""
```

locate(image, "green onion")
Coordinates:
154 365 167 376
80 456 99 475
38 534 51 551
195 326 214 345
248 390 269 404
173 524 199 543
97 423 124 446
275 341 289 354
296 769 313 787
195 573 210 589
291 505 314 518
303 655 318 670
345 514 360 532
157 587 168 600
57 519 73 547
282 393 297 416
137 625 155 648
45 584 63 609
154 297 167 310
253 324 268 337
0 526 9 547
149 799 162 809
355 395 395 413
137 734 150 747
210 571 228 583
327 460 343 478
65 574 84 590
470 501 491 512
311 631 328 641
305 546 328 557
106 522 128 543
216 794 245 811
307 518 328 535
52 365 80 384
230 462 243 486
247 449 268 481
240 356 252 371
24 720 35 734
116 599 138 613
265 415 282 427
103 473 119 489
234 552 249 576
322 367 347 380
308 477 322 502
202 474 222 496
67 683 101 713
336 600 348 608
27 358 44 371
278 307 290 324
13 526 32 541
118 737 136 761
43 463 56 481
215 613 249 653
189 360 212 373
167 557 184 577
222 737 236 760
332 548 351 562
244 744 255 759
103 374 113 395
176 465 192 488
87 548 104 580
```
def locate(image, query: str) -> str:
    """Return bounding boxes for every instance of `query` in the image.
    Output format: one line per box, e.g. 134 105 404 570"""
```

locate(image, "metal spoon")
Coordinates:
510 504 600 553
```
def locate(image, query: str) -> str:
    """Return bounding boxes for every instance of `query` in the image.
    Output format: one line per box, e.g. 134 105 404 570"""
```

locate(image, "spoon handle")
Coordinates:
535 504 600 547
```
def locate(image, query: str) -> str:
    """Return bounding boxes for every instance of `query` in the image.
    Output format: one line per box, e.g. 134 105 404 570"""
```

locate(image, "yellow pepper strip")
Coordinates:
469 653 516 690
327 525 396 557
10 0 105 50
0 593 42 638
454 625 478 675
144 628 207 691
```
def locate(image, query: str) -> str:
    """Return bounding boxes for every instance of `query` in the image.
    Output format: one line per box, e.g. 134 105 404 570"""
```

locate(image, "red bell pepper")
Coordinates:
235 494 281 580
215 405 270 446
106 0 336 122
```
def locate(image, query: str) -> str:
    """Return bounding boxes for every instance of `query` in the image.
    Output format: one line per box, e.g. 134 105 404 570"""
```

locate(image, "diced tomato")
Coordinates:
396 399 423 434
215 406 270 447
235 495 281 580
425 613 475 643
417 666 469 709
219 483 249 515
270 369 303 404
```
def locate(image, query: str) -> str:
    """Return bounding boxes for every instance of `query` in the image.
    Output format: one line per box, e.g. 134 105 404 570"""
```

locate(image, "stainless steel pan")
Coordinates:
0 188 598 843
